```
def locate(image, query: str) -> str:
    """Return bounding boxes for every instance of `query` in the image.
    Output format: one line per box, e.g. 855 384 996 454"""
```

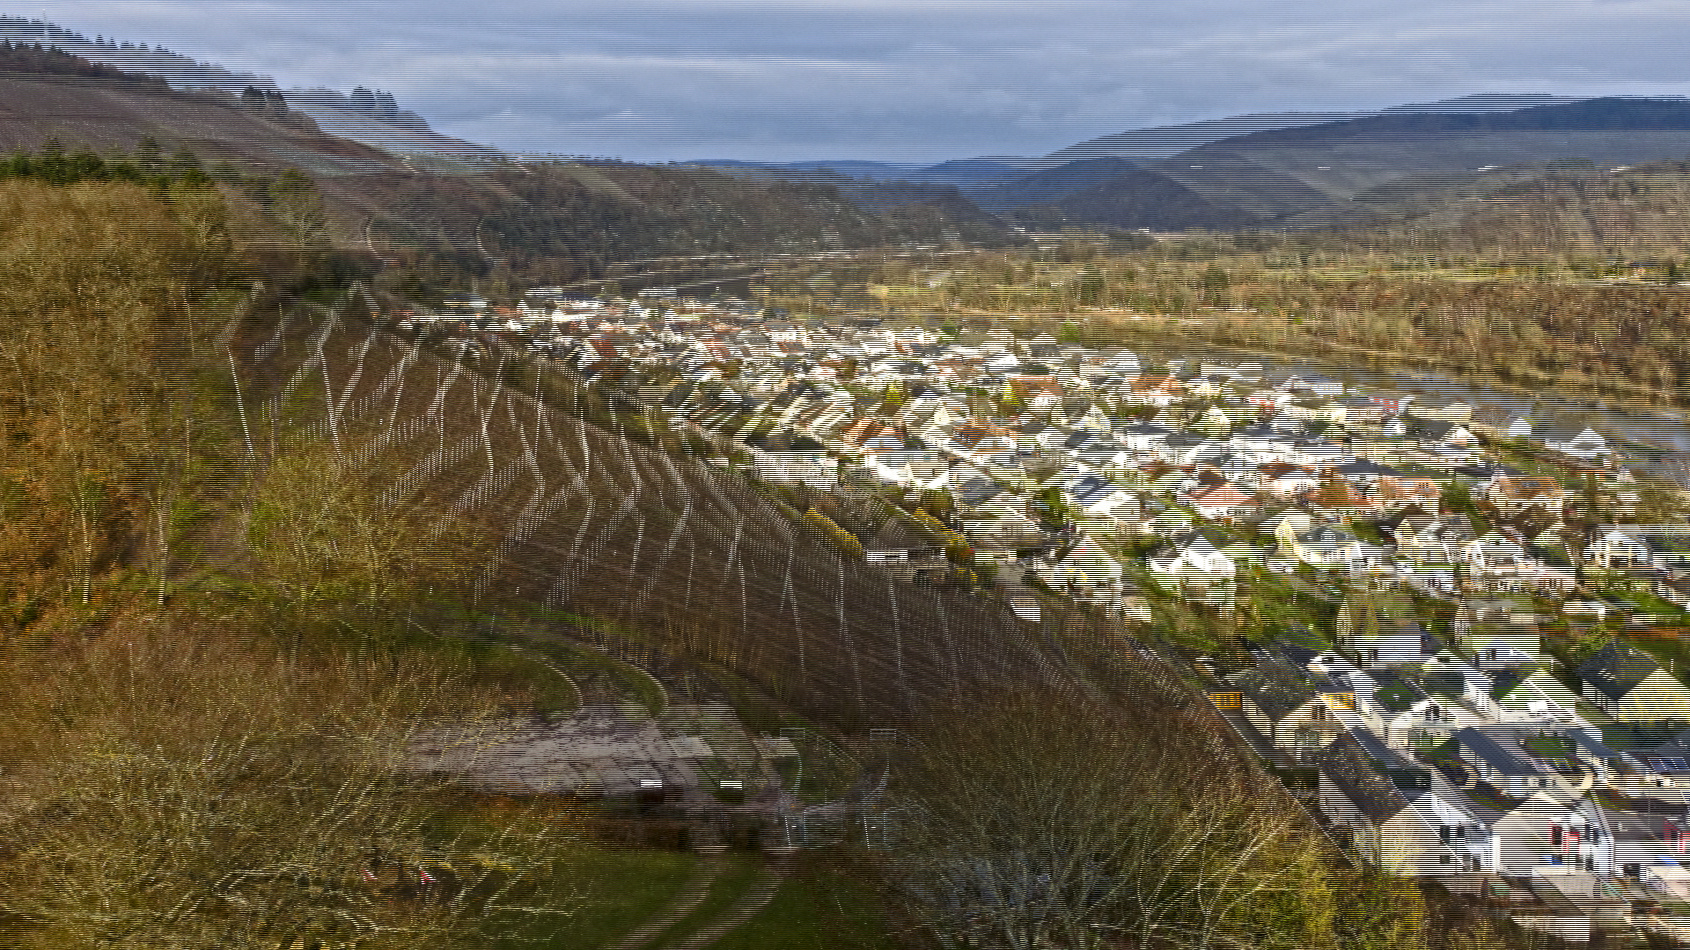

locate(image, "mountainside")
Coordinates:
1016 167 1267 231
1356 157 1690 257
0 44 1015 287
700 156 1035 190
1156 97 1690 207
994 96 1690 233
971 156 1146 210
1231 96 1690 144
0 17 494 158
1043 112 1371 164
233 312 1074 729
0 48 401 177
906 157 1037 186
1040 94 1591 165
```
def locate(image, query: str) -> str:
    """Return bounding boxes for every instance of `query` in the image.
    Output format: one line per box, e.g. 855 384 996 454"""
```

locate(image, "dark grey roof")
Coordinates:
1453 727 1543 778
1234 670 1324 719
1320 747 1421 821
1576 642 1663 700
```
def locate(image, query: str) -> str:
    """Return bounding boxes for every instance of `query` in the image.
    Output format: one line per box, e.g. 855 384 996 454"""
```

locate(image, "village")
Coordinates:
399 285 1690 944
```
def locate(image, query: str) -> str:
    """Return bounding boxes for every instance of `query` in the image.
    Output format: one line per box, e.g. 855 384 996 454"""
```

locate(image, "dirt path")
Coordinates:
606 854 727 950
662 857 791 950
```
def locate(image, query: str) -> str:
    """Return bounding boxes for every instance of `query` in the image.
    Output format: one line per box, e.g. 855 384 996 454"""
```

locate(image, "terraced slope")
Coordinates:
233 297 1077 730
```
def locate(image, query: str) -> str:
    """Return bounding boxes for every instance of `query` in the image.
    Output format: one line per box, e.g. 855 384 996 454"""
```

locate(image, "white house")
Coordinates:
1490 671 1586 725
1147 535 1237 607
1335 594 1431 670
1319 734 1490 874
1038 535 1126 605
1575 643 1690 722
1544 426 1613 462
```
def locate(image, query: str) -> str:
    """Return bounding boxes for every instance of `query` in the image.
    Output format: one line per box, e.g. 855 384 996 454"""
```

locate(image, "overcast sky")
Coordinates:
27 0 1690 163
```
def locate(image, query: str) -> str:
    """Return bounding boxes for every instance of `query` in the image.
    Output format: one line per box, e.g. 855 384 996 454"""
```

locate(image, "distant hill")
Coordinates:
1042 112 1371 164
699 159 921 182
0 16 494 159
0 41 1015 286
1154 97 1690 217
0 50 400 178
1341 157 1690 258
1040 94 1592 164
991 96 1690 232
1230 96 1690 145
971 157 1147 210
698 156 1035 189
1015 167 1264 232
902 158 1035 187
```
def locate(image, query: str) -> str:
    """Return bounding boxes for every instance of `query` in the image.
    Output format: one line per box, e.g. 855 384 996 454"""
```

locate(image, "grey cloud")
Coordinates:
31 0 1690 161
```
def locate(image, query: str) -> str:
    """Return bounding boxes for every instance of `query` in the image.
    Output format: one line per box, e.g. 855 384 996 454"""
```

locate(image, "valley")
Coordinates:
8 16 1690 949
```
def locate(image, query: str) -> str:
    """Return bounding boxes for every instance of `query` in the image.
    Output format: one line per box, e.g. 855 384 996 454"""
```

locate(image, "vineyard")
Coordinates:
232 290 1106 733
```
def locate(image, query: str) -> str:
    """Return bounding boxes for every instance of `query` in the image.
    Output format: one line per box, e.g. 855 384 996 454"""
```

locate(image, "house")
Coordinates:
1482 790 1611 877
1303 479 1380 522
1605 807 1690 879
1188 482 1257 521
863 516 944 565
1575 643 1690 722
862 449 947 487
1259 507 1313 548
1491 671 1586 725
1410 418 1478 450
1452 599 1543 670
1394 514 1478 567
1542 426 1613 462
1601 723 1690 797
951 421 1019 457
1260 463 1320 498
1378 474 1442 510
1062 476 1143 537
1656 575 1690 611
1233 668 1345 751
958 492 1045 547
1287 525 1374 573
1419 651 1500 717
1038 535 1126 605
1147 534 1237 607
1113 422 1172 452
1461 530 1535 581
1335 593 1431 670
1192 405 1234 436
1318 731 1490 874
1099 348 1142 379
1485 475 1568 518
1331 458 1400 491
1145 506 1196 538
743 428 838 488
1367 677 1474 748
1588 528 1654 572
1450 728 1568 801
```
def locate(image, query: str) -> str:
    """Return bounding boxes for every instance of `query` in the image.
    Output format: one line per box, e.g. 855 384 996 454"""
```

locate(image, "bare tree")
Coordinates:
888 685 1332 950
0 626 581 950
247 439 474 611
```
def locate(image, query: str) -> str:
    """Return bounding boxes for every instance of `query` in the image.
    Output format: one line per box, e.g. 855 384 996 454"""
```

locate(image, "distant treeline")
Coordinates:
0 40 162 83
